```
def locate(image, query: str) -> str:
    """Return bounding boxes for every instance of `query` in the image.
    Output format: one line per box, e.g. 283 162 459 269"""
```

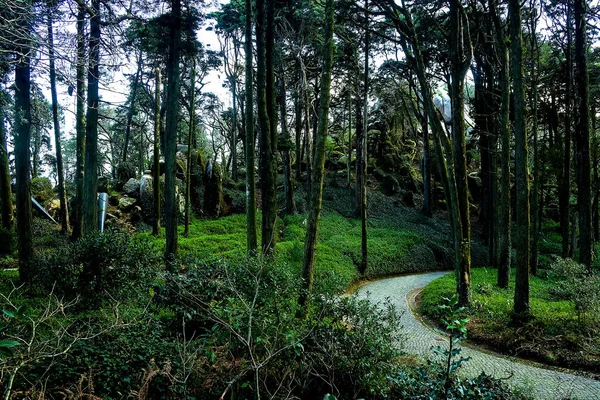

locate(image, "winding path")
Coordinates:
357 272 600 400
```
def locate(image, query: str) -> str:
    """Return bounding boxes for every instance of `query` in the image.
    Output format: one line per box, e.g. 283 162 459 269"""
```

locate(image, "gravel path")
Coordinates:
357 271 600 400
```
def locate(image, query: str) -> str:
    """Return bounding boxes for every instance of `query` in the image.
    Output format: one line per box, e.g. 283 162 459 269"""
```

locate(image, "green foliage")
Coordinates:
420 268 600 370
548 257 600 324
31 229 161 307
0 226 15 256
30 176 54 204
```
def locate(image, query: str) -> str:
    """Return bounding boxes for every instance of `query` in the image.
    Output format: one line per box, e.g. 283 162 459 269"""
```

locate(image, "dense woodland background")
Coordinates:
1 0 600 398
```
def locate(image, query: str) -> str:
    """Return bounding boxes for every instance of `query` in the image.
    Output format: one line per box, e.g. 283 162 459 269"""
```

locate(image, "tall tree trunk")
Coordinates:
490 0 511 288
347 92 352 187
47 4 69 233
0 92 13 230
14 2 33 282
530 2 539 275
164 0 182 267
561 1 573 257
245 0 257 253
231 76 238 181
449 0 472 306
574 0 592 271
358 0 369 276
82 0 100 236
257 0 277 256
184 59 196 236
510 0 531 321
298 0 335 310
122 49 143 166
279 68 297 215
592 109 599 241
295 60 302 181
304 69 312 208
421 112 432 217
153 68 161 236
71 2 86 240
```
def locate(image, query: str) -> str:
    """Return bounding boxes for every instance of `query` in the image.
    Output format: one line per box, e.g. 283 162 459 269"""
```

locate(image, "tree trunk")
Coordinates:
122 49 143 166
245 0 257 253
561 2 573 257
530 3 539 276
14 3 33 282
510 0 531 321
358 0 369 276
279 68 297 215
47 4 69 233
304 69 312 208
164 0 182 267
71 2 86 240
82 0 100 236
0 93 13 230
490 0 511 288
153 68 161 236
574 0 592 271
298 0 335 310
184 59 196 236
449 0 472 306
421 112 432 217
295 60 302 181
256 0 277 256
347 92 352 187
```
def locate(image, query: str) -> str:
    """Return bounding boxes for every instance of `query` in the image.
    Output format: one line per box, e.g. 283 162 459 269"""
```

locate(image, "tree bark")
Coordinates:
574 0 592 271
14 3 33 282
256 0 277 256
122 49 142 166
358 0 369 276
279 68 297 215
530 3 539 275
153 68 161 236
298 0 335 310
47 4 69 233
0 92 13 230
561 1 573 257
449 0 472 306
245 0 257 253
490 0 511 288
82 0 100 236
184 59 196 236
71 1 86 240
510 0 531 320
164 0 182 267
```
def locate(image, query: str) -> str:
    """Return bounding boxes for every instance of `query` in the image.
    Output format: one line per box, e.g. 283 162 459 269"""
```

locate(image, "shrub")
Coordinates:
31 177 54 205
32 229 161 307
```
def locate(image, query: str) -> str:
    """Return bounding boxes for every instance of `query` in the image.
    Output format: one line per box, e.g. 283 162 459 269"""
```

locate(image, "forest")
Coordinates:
1 0 600 398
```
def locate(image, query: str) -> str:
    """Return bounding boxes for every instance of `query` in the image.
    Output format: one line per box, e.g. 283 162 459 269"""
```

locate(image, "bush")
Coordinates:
549 257 600 324
160 257 404 399
32 229 161 307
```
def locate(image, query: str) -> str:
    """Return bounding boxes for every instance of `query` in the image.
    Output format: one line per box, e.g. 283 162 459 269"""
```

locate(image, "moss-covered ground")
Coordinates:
419 268 600 372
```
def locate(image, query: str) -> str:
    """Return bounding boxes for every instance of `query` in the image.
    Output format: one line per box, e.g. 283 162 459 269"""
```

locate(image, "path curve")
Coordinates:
356 271 600 400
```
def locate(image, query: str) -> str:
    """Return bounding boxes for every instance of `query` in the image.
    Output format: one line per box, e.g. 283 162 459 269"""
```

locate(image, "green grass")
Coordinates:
137 210 436 294
420 268 600 370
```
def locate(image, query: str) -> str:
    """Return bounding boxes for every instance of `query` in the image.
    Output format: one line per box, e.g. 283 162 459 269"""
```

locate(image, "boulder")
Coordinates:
116 163 136 189
123 178 140 197
118 195 136 211
139 172 155 222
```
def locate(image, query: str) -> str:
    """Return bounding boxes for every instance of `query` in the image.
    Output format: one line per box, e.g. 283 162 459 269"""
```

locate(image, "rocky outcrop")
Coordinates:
123 178 140 198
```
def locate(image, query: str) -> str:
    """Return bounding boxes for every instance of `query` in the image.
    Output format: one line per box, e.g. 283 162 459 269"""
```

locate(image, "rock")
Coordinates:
46 199 61 219
382 174 399 196
97 175 112 193
118 196 136 211
123 178 140 197
139 172 155 222
116 163 136 189
468 174 482 203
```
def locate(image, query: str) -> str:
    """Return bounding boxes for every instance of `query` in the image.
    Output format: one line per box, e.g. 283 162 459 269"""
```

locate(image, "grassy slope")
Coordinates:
420 268 600 371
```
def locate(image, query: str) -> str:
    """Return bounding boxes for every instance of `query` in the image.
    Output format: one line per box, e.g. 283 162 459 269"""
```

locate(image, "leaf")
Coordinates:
2 310 14 319
0 339 19 349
